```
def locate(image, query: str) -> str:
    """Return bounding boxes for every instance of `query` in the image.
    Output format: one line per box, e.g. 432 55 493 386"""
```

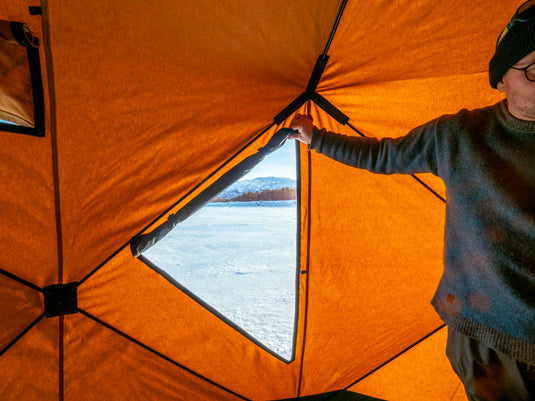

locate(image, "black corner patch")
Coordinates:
44 282 78 318
29 6 42 15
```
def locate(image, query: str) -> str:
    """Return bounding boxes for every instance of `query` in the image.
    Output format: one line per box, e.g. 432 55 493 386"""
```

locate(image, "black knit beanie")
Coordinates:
489 1 535 88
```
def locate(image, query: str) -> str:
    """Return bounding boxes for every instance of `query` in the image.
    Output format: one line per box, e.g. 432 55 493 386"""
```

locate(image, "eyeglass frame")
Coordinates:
509 61 535 82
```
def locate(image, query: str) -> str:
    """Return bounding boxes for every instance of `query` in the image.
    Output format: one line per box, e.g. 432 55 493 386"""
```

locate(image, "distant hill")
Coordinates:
213 176 296 202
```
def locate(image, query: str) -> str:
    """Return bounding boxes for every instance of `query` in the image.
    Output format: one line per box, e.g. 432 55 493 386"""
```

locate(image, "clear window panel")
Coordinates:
143 140 298 361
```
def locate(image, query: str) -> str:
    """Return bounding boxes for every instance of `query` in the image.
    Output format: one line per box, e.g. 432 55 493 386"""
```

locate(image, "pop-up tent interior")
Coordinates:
1 1 510 400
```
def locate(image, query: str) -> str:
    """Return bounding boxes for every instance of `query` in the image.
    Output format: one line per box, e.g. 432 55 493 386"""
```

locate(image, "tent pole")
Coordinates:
321 0 348 61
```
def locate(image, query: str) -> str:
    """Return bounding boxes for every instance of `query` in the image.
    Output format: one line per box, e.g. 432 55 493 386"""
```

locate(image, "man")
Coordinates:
289 2 535 400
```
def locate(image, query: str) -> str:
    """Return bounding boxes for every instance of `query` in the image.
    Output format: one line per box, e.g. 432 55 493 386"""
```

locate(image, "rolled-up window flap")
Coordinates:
131 128 294 257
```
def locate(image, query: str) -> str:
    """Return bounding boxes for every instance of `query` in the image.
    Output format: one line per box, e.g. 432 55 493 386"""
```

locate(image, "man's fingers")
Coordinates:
293 113 313 121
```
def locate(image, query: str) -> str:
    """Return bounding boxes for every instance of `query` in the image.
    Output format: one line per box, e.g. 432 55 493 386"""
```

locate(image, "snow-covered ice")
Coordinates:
142 201 298 361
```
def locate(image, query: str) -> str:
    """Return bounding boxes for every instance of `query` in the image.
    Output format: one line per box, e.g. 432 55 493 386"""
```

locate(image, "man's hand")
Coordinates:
288 113 314 145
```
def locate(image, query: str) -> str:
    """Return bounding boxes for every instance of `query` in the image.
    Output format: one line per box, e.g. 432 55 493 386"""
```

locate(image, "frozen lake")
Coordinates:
143 201 298 361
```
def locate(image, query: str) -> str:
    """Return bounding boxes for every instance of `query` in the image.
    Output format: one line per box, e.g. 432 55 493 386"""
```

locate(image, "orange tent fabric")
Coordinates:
0 1 511 400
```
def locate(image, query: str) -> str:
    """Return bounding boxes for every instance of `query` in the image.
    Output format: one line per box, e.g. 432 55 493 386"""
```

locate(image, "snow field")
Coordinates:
143 202 298 360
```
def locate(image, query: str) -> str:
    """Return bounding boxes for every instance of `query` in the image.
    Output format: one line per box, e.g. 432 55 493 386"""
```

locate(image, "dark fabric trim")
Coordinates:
306 56 329 95
311 93 349 125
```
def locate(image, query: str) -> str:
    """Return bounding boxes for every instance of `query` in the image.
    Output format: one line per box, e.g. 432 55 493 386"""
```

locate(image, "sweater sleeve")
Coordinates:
310 123 440 176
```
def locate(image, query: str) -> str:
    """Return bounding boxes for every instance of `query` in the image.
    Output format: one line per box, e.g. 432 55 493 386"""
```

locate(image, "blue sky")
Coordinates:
243 139 296 180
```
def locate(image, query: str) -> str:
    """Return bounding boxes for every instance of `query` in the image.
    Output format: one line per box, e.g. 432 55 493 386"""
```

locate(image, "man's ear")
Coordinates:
497 79 506 93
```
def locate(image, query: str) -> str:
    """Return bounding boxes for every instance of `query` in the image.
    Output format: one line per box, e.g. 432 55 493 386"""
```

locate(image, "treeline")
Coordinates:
213 187 296 202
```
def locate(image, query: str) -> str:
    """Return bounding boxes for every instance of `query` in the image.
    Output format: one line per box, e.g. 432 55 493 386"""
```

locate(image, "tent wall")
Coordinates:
0 1 516 400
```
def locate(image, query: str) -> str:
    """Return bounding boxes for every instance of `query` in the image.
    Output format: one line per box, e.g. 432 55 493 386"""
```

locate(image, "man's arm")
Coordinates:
289 114 439 176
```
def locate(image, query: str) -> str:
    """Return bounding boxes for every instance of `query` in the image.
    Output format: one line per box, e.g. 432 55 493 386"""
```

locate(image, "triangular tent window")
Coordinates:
141 139 299 361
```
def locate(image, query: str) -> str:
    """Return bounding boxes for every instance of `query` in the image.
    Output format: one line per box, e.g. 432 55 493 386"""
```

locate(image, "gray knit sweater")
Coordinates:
310 100 535 364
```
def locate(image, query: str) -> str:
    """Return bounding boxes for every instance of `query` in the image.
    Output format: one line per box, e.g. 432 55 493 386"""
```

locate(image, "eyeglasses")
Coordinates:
496 0 535 47
510 61 535 82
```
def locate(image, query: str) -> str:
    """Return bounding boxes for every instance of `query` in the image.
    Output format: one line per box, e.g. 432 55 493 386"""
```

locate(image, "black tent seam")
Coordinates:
78 242 129 287
343 324 446 389
77 308 252 401
321 0 348 61
0 313 45 358
41 7 66 399
290 140 302 365
410 174 446 203
78 123 276 287
296 148 313 398
0 267 43 292
41 1 64 286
